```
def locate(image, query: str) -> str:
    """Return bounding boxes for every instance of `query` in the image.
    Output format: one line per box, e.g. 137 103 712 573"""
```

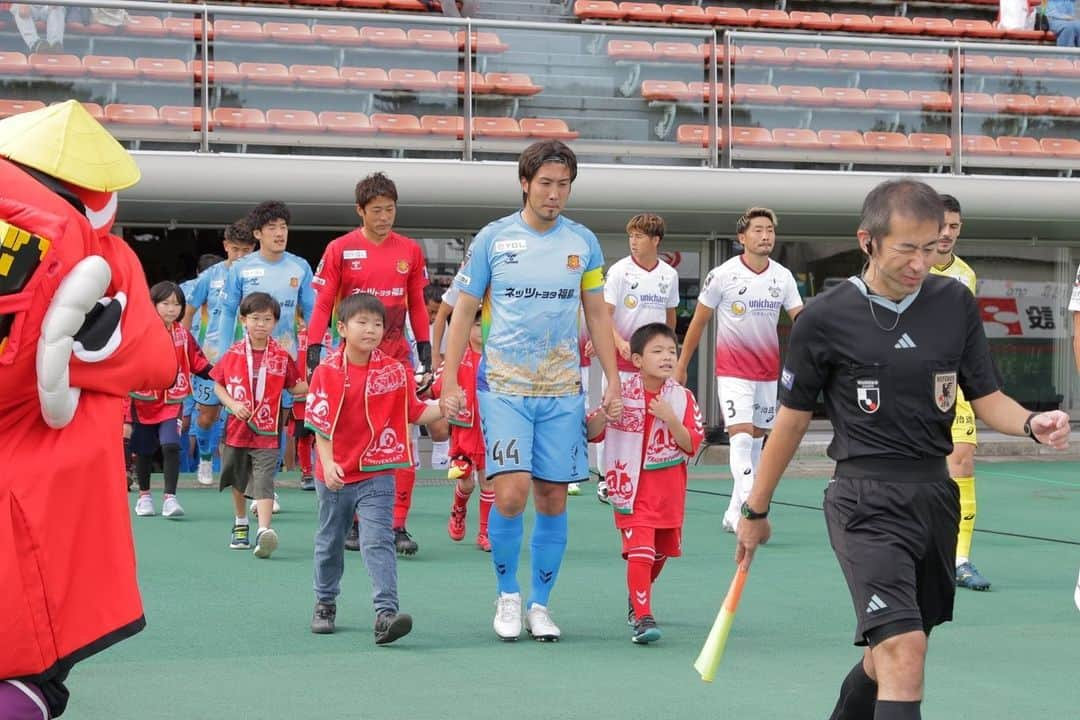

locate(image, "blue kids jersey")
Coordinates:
185 261 232 362
215 251 315 360
454 212 604 397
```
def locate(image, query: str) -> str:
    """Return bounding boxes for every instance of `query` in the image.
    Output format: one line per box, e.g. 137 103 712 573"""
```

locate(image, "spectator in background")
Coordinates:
10 3 66 53
1045 0 1080 45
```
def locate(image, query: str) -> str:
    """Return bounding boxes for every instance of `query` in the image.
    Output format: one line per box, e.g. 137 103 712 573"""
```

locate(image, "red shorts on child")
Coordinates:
619 526 681 559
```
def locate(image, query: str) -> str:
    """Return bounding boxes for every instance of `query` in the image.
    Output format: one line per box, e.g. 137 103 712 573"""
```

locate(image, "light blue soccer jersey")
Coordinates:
179 277 200 339
186 261 232 362
454 212 604 397
215 251 315 360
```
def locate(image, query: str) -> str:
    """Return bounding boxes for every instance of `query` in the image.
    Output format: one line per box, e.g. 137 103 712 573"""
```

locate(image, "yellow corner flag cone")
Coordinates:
0 99 140 191
693 566 749 682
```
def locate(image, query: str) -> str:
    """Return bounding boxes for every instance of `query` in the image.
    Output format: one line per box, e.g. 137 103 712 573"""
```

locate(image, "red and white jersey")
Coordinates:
698 255 802 381
604 256 680 372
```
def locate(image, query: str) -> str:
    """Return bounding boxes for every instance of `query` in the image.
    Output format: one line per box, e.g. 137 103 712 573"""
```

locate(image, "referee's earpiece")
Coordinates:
862 237 873 256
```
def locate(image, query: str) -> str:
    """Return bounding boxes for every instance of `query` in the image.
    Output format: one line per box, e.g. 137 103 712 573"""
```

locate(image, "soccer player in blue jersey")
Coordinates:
440 141 623 642
214 202 316 505
178 252 226 474
184 219 255 486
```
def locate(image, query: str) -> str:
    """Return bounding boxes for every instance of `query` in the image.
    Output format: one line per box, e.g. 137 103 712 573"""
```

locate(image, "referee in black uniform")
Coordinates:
735 179 1071 720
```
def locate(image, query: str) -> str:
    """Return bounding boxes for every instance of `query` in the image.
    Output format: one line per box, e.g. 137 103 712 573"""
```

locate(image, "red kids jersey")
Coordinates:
210 341 300 449
130 322 210 424
432 345 485 463
307 229 430 363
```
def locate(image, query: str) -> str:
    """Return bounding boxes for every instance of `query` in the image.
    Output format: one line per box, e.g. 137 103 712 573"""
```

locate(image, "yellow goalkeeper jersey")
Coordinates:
930 254 976 295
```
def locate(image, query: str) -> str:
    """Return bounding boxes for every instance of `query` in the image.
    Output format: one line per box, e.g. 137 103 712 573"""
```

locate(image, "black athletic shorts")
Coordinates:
824 459 960 646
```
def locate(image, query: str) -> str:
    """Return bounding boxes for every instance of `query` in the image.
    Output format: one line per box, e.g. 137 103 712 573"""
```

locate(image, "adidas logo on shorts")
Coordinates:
865 594 888 614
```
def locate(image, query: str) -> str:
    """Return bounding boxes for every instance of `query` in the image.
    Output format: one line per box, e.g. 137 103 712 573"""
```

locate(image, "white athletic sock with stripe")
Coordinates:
727 433 754 522
751 436 764 474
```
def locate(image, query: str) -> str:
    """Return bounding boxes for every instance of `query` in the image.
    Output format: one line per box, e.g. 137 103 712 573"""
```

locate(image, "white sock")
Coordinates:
430 440 450 467
956 556 968 567
751 436 764 474
728 432 754 514
235 516 248 526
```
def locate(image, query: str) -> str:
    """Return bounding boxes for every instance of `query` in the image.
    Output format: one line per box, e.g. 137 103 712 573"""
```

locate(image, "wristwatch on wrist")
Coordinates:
740 501 769 520
1023 412 1042 445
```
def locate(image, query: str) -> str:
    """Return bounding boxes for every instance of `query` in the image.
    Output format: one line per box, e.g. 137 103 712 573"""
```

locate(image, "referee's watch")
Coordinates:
1023 412 1042 445
740 501 769 520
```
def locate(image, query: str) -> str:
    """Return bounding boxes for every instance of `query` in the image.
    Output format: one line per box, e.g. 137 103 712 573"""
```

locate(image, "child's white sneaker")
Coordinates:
196 459 214 486
253 527 278 559
162 496 184 519
493 592 522 641
250 493 282 516
134 494 155 516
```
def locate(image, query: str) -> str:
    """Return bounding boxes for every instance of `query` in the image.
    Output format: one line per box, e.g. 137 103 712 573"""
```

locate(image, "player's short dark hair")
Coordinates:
626 213 665 240
736 207 778 235
197 253 224 274
338 292 386 325
239 291 281 320
149 280 185 316
518 140 577 204
355 172 398 209
224 218 254 245
940 193 962 217
424 285 443 304
630 322 677 357
859 179 944 241
248 201 290 233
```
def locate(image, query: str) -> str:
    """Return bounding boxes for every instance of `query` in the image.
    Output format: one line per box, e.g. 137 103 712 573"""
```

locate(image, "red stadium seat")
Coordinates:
66 19 116 34
773 128 823 149
913 17 962 37
389 68 446 92
676 124 709 145
687 82 724 101
870 51 917 71
665 5 709 24
371 113 427 134
961 135 1002 156
213 20 263 41
520 118 579 139
574 0 623 20
421 115 464 137
733 83 782 104
818 129 866 149
873 16 920 35
84 55 136 79
784 47 831 68
995 136 1043 157
240 62 292 86
75 102 104 120
438 71 493 94
1040 137 1080 158
778 85 827 106
731 126 774 147
319 111 375 134
831 14 878 33
790 11 840 31
361 27 411 48
827 49 875 69
620 2 669 23
1004 27 1052 41
1032 57 1080 77
909 90 952 113
606 40 655 61
312 24 363 45
386 0 432 11
992 55 1036 75
738 45 787 66
265 22 313 43
341 66 390 89
408 29 458 51
104 104 160 126
163 17 211 39
1035 94 1078 116
30 53 83 77
267 109 321 133
473 117 525 138
642 80 691 102
0 99 44 118
994 93 1037 114
908 133 951 154
291 65 346 88
341 0 387 7
136 57 188 81
961 92 996 113
655 41 707 63
909 52 951 73
822 87 871 108
190 60 242 84
457 32 509 53
952 19 1004 38
212 107 267 130
867 88 917 109
864 132 914 152
487 73 542 95
0 51 29 74
706 7 752 26
125 15 165 37
747 9 798 29
160 106 207 130
961 54 995 74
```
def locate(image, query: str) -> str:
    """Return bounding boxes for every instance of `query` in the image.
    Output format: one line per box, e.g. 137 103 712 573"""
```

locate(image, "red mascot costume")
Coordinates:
0 101 176 718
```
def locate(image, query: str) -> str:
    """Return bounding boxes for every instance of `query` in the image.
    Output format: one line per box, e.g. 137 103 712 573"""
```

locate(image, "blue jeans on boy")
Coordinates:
313 473 398 615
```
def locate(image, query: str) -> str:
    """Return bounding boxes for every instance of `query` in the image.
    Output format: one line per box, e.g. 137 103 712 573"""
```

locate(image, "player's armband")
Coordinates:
581 267 604 292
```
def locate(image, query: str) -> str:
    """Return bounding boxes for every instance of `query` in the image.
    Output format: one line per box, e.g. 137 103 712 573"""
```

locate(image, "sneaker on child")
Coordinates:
448 508 466 541
394 527 418 556
253 527 278 559
161 496 184 519
196 459 214 486
134 494 155 516
311 601 336 634
631 615 662 644
300 475 316 491
373 612 413 645
345 518 361 551
229 523 250 549
475 533 491 552
596 479 610 504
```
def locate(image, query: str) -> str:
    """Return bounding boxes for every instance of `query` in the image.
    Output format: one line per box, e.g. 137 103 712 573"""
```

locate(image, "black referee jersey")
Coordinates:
779 275 1000 463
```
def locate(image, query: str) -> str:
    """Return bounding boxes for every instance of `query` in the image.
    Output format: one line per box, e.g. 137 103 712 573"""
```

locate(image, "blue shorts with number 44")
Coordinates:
477 391 588 483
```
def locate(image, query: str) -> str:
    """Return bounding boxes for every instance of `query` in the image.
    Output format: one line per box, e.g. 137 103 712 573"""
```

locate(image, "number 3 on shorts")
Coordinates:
725 399 736 419
491 438 520 467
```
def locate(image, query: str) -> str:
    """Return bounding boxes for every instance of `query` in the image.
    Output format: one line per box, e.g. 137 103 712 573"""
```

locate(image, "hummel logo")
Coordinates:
539 570 554 584
865 594 888 614
496 563 507 575
635 590 649 606
894 333 917 349
624 529 633 539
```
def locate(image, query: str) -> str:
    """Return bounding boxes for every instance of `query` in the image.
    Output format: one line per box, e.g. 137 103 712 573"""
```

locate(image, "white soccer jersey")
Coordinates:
603 256 680 372
698 255 803 381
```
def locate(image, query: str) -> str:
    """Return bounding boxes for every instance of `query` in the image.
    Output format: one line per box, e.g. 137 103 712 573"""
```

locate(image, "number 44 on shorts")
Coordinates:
491 439 520 467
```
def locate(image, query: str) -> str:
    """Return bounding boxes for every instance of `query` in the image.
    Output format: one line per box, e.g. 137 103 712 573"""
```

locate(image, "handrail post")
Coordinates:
950 41 962 175
199 3 210 153
708 32 719 168
722 30 733 169
463 18 473 162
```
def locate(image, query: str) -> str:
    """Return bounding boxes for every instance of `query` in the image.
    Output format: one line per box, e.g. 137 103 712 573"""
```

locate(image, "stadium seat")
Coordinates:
992 55 1036 75
706 7 752 26
0 99 44 118
864 132 914 152
961 92 996 113
962 54 995 73
389 68 445 92
291 65 346 88
778 85 826 106
487 73 542 95
84 55 137 79
773 128 823 149
831 14 878 33
1040 137 1080 158
733 84 782 104
265 22 313 43
665 4 709 24
163 17 211 39
29 53 83 77
240 62 292 86
212 107 267 130
574 0 623 20
909 52 951 72
994 93 1037 114
473 117 525 138
873 16 919 35
319 111 375 134
908 133 951 154
913 18 962 37
607 40 655 61
621 3 669 23
104 104 161 126
520 118 580 139
312 24 363 45
386 0 432 11
790 11 840 31
75 102 104 120
687 81 723 101
457 31 509 53
371 113 427 134
676 124 709 145
655 41 707 63
870 51 917 71
909 90 952 113
0 52 29 75
731 126 774 147
952 19 1004 38
125 15 166 37
421 115 464 137
160 106 207 130
747 9 799 29
996 136 1043 156
361 27 411 48
408 29 458 51
822 87 871 109
643 80 691 102
341 0 387 7
868 88 917 109
66 19 115 35
827 49 875 69
1004 26 1051 41
136 57 188 81
1035 95 1078 115
267 109 321 133
961 135 1002 155
213 20 263 41
341 66 390 89
1031 57 1079 77
190 60 243 84
438 71 493 94
818 129 865 149
738 45 787 66
784 47 831 68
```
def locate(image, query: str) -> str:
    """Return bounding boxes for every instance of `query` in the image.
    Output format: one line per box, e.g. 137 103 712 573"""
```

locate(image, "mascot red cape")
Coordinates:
0 100 176 718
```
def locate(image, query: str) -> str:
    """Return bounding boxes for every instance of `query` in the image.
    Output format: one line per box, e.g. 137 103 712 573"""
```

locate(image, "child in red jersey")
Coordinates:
293 318 316 490
128 281 212 519
212 292 305 558
306 293 445 644
587 322 703 645
432 308 494 551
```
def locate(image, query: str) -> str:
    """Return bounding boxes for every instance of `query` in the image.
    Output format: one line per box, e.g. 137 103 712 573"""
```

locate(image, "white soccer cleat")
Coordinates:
525 604 561 642
196 459 214 486
161 496 185 519
134 494 155 516
567 483 581 496
253 527 279 559
1074 568 1080 613
273 492 281 514
596 480 609 504
493 592 523 641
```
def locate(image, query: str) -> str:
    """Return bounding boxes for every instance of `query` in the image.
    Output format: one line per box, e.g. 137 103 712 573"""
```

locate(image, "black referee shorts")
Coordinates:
824 470 960 646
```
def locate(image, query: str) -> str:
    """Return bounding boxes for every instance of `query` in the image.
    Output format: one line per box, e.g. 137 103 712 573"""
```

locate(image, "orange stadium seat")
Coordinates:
457 31 509 53
160 106 207 129
784 47 831 67
125 15 165 36
84 55 137 79
163 17 211 39
790 11 841 31
386 0 432 11
910 52 951 72
738 45 787 66
371 113 427 134
240 62 292 86
831 14 878 33
520 118 580 139
992 55 1036 75
341 66 390 89
265 22 313 43
733 83 782 104
473 117 525 138
136 57 188 81
962 54 995 73
996 136 1043 156
267 109 321 132
864 132 914 152
870 51 917 71
655 41 707 63
0 99 44 117
778 85 827 106
75 102 104 120
867 88 917 109
104 103 161 126
1035 95 1078 115
213 107 267 130
362 27 411 48
408 29 458 51
908 133 951 153
312 24 363 45
822 87 871 108
913 17 962 37
706 7 752 26
773 128 823 149
67 19 115 35
341 0 387 8
748 9 798 29
909 90 952 113
621 3 669 22
214 20 263 41
961 135 1002 155
574 0 623 20
389 68 446 92
1040 137 1080 157
438 71 493 94
731 126 774 147
642 80 692 102
953 19 1004 38
319 111 375 134
190 60 243 84
961 92 996 113
291 65 346 88
29 53 83 77
665 4 709 23
607 40 655 60
421 115 464 137
1031 57 1078 76
1004 26 1051 41
818 129 865 149
487 73 542 95
0 51 29 74
827 49 875 69
676 124 709 145
873 16 920 35
995 93 1037 114
687 81 723 100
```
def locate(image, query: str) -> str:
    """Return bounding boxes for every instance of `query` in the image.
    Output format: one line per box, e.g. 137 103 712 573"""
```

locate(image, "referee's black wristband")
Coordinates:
1023 412 1041 444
